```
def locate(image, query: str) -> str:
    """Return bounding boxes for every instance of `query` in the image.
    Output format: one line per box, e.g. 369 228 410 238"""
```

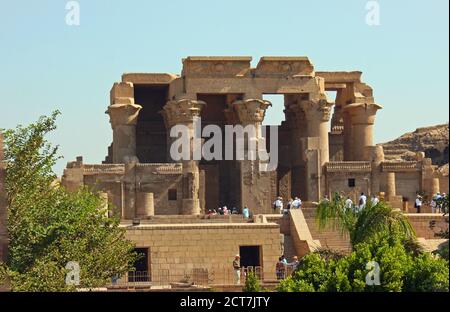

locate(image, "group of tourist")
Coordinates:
272 196 303 215
340 192 380 212
414 192 447 214
207 205 251 219
275 254 300 280
430 192 447 214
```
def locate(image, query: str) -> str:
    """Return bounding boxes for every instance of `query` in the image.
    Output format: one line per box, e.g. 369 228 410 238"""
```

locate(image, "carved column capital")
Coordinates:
106 103 142 128
299 99 334 122
232 99 272 124
162 98 206 128
344 103 382 125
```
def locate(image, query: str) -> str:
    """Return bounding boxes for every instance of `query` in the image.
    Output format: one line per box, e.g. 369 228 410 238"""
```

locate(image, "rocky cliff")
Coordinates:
381 124 449 167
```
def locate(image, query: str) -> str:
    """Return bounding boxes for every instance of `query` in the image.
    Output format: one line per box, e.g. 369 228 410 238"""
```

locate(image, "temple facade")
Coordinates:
62 56 447 218
0 57 448 287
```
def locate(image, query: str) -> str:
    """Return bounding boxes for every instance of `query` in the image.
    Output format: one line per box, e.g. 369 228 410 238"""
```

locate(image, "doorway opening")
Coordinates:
239 245 262 268
129 248 150 282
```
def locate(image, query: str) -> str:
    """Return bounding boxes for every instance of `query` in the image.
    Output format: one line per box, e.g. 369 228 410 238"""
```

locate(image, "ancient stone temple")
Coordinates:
57 57 448 286
62 56 447 218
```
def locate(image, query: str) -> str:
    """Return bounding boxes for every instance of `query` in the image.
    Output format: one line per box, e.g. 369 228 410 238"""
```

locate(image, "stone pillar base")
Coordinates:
181 199 201 215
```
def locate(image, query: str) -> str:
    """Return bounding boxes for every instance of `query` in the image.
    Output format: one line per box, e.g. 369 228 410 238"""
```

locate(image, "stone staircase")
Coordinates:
282 234 296 259
301 207 352 253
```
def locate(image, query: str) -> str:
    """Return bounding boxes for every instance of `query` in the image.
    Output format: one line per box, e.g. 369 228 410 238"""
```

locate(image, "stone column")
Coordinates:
431 178 440 196
233 97 272 213
107 103 142 164
107 82 142 164
233 97 272 159
386 172 396 198
136 192 154 218
344 103 382 161
365 145 384 196
162 98 206 215
285 96 307 199
300 99 333 166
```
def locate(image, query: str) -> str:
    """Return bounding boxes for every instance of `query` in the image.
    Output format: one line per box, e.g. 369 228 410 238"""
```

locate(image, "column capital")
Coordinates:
232 99 271 124
106 103 142 128
161 98 206 128
344 103 382 125
297 99 334 122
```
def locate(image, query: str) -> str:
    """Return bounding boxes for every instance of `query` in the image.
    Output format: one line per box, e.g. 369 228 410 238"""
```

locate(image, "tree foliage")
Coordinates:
0 112 137 291
277 194 449 292
277 234 449 292
316 192 415 248
243 270 261 292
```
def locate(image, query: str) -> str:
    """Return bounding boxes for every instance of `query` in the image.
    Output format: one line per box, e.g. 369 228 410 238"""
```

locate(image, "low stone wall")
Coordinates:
266 214 290 234
124 222 281 285
406 213 448 239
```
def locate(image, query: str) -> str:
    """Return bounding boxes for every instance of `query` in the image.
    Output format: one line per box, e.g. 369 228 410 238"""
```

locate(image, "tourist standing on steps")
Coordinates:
292 197 302 209
233 254 241 285
273 197 283 214
344 196 353 212
371 194 379 206
415 194 422 214
358 192 367 211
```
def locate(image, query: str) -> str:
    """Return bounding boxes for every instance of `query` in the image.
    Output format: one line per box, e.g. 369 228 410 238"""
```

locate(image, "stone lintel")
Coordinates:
182 56 252 77
122 73 179 84
324 83 347 90
255 56 314 76
316 71 362 83
184 56 253 62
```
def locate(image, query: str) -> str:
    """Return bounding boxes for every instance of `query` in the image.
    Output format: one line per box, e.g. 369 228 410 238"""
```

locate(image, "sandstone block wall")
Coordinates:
124 223 281 284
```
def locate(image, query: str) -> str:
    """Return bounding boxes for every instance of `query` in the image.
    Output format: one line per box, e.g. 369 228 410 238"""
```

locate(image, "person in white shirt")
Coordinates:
358 192 367 211
371 194 379 206
415 195 422 213
344 196 353 212
292 197 302 209
273 197 283 214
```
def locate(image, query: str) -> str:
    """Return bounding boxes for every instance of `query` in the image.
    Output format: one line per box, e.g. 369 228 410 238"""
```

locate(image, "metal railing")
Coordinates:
107 266 268 289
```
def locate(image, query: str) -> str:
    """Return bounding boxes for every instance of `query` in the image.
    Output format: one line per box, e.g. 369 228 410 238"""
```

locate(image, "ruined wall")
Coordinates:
124 223 281 283
325 162 372 201
62 162 185 217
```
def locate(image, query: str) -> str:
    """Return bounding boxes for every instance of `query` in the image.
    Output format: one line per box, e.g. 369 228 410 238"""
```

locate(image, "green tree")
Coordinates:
277 234 449 292
0 112 137 291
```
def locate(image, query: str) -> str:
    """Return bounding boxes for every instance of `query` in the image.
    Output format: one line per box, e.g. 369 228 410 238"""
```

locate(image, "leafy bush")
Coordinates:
243 271 261 292
277 234 449 292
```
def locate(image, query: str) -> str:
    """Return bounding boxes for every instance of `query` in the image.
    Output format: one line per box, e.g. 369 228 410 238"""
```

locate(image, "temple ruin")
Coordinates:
0 56 447 287
62 56 448 217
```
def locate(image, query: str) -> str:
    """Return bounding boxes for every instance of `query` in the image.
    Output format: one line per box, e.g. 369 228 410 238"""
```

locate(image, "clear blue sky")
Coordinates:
0 0 448 175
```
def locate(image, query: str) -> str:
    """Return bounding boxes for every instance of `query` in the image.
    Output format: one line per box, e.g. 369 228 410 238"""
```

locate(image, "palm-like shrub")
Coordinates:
316 193 416 248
